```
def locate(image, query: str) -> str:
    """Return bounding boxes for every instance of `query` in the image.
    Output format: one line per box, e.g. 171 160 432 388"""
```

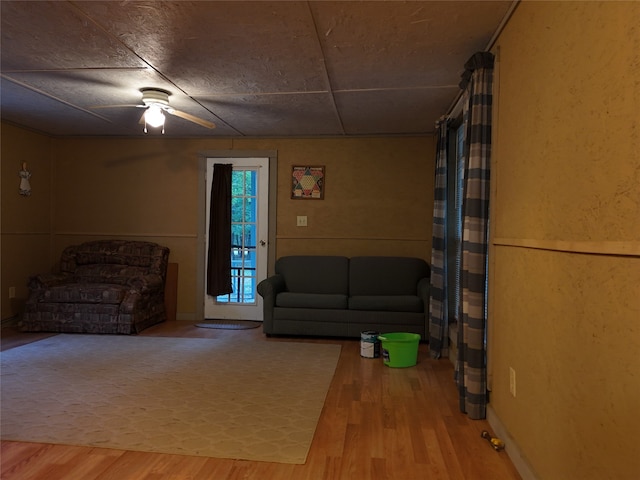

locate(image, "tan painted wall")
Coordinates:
490 2 640 479
1 124 54 319
1 131 433 320
48 136 224 321
268 137 433 258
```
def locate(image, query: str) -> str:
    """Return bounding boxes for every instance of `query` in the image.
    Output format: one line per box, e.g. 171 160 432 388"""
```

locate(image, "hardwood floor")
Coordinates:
1 322 521 479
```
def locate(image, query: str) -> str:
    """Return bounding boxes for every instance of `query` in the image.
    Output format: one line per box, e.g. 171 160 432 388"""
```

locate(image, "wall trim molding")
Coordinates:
51 232 198 238
276 235 429 242
493 237 640 257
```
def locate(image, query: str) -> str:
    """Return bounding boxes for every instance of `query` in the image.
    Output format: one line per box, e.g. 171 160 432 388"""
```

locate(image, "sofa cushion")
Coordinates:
349 256 429 296
349 295 423 312
74 265 150 286
42 284 127 304
76 252 155 268
60 240 169 275
275 256 349 294
276 292 348 309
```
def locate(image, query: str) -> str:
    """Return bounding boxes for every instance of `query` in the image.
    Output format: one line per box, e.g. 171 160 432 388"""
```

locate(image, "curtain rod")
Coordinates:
443 0 520 120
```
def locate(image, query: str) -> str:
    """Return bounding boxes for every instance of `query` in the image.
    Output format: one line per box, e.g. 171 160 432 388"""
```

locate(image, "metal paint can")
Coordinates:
360 331 380 358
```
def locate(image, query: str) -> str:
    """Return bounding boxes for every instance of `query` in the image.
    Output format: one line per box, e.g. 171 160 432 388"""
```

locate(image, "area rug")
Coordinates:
0 334 341 464
195 319 262 330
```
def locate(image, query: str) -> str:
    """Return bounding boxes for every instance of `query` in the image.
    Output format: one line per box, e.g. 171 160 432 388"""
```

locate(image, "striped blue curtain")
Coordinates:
429 117 450 358
456 52 494 419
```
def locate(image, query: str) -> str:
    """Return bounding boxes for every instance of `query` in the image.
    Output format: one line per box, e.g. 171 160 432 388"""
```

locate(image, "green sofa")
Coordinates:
257 255 430 339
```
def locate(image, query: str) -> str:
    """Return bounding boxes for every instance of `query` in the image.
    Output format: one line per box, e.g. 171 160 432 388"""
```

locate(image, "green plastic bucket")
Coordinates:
378 332 421 368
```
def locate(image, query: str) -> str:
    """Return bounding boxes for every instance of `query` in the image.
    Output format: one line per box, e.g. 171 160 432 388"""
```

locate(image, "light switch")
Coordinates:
296 215 308 227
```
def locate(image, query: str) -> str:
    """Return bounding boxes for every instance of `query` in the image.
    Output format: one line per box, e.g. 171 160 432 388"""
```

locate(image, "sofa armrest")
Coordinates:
417 277 431 332
28 273 72 290
257 274 286 298
417 277 430 302
257 274 286 333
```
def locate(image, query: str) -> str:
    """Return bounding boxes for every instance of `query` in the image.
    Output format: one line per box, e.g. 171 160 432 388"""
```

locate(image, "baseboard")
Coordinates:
487 405 539 480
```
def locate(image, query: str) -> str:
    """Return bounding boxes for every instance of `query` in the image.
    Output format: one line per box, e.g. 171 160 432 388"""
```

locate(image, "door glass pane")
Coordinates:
231 197 243 223
245 170 257 196
217 168 258 304
244 196 256 223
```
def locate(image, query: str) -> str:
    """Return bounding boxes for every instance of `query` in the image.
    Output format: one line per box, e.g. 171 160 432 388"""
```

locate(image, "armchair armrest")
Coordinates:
28 273 72 290
127 273 164 293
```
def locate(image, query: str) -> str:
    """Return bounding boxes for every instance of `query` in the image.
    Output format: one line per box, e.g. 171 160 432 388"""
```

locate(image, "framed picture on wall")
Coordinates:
291 166 325 199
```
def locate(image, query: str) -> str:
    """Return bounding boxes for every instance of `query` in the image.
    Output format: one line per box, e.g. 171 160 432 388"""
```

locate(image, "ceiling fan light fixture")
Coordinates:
144 105 165 128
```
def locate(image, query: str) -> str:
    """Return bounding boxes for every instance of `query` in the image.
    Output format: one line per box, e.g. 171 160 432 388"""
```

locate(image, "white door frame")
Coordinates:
204 157 267 320
195 150 277 322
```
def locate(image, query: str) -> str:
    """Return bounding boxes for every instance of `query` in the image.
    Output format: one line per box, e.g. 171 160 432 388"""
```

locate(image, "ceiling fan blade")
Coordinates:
90 104 145 109
167 109 215 129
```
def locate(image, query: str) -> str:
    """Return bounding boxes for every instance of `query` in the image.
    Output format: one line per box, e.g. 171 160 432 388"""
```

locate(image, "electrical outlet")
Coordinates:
8 286 16 299
509 367 517 397
296 215 308 227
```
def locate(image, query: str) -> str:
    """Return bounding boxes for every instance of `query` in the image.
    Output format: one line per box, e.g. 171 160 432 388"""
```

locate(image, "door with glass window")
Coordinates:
204 157 268 320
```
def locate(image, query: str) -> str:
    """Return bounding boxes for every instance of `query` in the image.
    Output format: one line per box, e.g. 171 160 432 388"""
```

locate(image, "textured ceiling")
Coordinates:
0 1 514 138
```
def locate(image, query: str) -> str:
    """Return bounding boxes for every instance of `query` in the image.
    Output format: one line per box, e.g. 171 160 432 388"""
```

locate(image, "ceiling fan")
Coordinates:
93 88 216 133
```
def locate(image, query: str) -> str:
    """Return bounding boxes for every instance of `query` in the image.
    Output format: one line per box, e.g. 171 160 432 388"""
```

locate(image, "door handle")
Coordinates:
260 240 266 246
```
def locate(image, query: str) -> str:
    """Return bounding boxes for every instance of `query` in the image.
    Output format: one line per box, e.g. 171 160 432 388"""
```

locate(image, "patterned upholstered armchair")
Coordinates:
22 240 170 334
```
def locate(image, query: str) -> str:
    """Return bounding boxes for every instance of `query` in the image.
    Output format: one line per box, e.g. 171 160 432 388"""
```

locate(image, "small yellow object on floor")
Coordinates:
481 430 506 451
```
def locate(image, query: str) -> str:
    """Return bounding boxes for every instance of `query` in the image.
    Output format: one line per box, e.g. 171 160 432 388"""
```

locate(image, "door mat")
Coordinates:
196 319 262 330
